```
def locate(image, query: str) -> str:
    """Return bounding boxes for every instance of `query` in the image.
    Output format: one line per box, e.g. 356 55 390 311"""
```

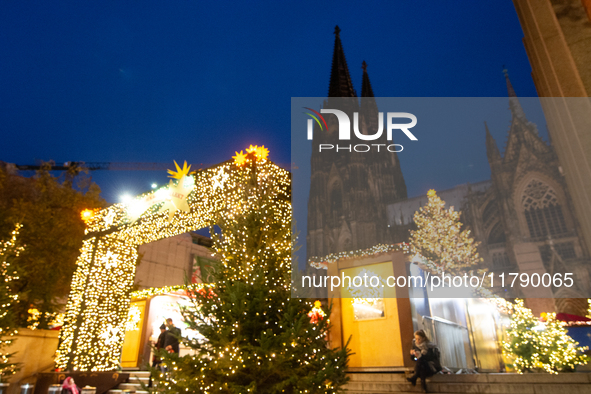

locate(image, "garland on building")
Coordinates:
308 243 406 270
502 299 588 374
408 189 482 275
0 224 23 380
152 149 350 393
130 284 213 300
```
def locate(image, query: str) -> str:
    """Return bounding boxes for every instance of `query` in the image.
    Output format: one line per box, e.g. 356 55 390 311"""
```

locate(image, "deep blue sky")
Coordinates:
1 1 537 204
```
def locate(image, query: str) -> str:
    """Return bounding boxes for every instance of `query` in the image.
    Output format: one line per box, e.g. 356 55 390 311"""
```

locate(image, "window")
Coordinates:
539 242 576 264
482 200 499 230
491 251 510 269
521 179 568 238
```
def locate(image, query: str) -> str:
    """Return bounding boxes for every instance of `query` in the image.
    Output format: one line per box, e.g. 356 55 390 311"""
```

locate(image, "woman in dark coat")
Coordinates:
407 330 442 393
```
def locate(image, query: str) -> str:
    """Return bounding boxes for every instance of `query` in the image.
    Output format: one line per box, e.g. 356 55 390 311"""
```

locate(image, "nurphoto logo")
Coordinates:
305 107 418 153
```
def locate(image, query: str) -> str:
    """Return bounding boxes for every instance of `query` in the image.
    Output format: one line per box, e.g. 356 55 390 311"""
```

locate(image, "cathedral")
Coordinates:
307 27 591 316
306 26 408 260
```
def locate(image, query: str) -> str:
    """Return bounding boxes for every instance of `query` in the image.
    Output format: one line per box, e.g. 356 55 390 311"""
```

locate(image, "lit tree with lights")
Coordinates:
0 224 23 380
503 299 588 373
409 189 482 275
153 147 350 393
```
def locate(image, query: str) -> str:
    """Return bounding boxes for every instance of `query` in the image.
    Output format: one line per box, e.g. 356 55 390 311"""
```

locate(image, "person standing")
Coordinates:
153 324 167 366
149 324 168 386
407 330 441 393
164 318 181 354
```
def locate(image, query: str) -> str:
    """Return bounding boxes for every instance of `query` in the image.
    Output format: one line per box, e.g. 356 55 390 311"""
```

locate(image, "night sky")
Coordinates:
1 1 538 229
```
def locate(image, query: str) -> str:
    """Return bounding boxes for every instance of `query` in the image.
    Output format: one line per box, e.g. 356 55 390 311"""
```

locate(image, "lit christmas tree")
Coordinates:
0 224 23 380
503 299 588 374
409 189 482 275
153 150 350 393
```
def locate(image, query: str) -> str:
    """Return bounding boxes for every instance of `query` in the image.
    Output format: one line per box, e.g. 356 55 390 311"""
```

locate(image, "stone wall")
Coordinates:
4 329 59 394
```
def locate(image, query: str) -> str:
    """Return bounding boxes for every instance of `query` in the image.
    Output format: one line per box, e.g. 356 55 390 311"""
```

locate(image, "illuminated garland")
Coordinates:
308 243 406 270
130 283 213 300
0 224 23 378
56 146 291 371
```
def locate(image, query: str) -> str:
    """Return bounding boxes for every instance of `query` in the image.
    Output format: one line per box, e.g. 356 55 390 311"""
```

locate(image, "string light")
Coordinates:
0 224 23 378
55 146 291 371
407 189 483 276
308 243 405 270
499 299 589 374
148 146 349 393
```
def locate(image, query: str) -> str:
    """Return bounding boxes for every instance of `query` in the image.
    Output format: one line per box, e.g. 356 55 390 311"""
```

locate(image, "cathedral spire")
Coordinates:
485 122 501 163
360 61 379 136
503 68 527 121
361 61 375 97
328 26 357 97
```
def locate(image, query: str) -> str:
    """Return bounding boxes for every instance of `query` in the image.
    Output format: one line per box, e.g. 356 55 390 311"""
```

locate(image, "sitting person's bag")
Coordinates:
427 346 442 373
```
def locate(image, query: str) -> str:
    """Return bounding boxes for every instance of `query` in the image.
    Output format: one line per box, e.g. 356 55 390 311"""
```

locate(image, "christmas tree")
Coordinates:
503 299 588 373
153 153 350 393
409 189 482 275
0 224 23 380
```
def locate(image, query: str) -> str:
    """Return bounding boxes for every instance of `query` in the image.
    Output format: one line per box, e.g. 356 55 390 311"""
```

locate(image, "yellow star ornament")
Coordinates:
246 144 269 161
233 150 247 166
167 160 192 179
159 161 195 221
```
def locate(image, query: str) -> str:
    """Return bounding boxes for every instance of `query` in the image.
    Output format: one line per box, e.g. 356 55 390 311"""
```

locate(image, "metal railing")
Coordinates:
422 316 475 370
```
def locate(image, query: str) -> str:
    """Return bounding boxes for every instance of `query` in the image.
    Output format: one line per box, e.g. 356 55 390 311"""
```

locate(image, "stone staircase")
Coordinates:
107 371 150 394
344 371 591 393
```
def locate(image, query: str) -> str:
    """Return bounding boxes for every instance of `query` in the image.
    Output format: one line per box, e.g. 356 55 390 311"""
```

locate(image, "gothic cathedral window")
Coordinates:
521 179 568 238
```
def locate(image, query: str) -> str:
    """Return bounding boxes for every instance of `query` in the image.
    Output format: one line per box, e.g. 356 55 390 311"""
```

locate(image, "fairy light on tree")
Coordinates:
408 189 482 275
0 224 23 379
502 299 588 374
56 146 350 380
152 148 350 393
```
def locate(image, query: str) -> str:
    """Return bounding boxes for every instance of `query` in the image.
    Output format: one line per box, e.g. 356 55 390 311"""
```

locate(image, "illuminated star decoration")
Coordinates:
246 144 269 161
99 324 120 345
103 209 117 226
100 250 120 270
159 161 195 222
212 167 229 191
233 150 247 166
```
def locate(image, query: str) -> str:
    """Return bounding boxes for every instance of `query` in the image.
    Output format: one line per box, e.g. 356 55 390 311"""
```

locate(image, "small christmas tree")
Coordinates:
0 224 23 380
503 299 588 373
153 155 350 393
409 189 482 275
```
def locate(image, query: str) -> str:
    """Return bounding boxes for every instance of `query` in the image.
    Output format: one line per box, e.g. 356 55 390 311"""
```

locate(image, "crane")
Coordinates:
12 160 291 171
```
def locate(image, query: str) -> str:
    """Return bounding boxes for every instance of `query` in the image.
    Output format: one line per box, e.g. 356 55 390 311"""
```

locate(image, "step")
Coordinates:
347 373 410 383
128 371 151 378
118 383 143 390
344 373 591 393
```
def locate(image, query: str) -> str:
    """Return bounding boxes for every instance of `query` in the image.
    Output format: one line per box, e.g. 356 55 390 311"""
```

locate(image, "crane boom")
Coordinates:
13 161 291 171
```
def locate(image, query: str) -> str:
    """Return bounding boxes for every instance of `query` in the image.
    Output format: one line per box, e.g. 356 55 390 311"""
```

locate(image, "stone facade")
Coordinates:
512 0 591 264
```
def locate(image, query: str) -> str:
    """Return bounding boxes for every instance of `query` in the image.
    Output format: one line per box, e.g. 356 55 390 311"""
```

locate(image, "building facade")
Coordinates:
309 28 590 316
512 0 591 261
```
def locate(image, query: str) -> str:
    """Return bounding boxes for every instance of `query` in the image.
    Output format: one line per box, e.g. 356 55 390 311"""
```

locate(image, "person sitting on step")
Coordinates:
407 330 442 393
